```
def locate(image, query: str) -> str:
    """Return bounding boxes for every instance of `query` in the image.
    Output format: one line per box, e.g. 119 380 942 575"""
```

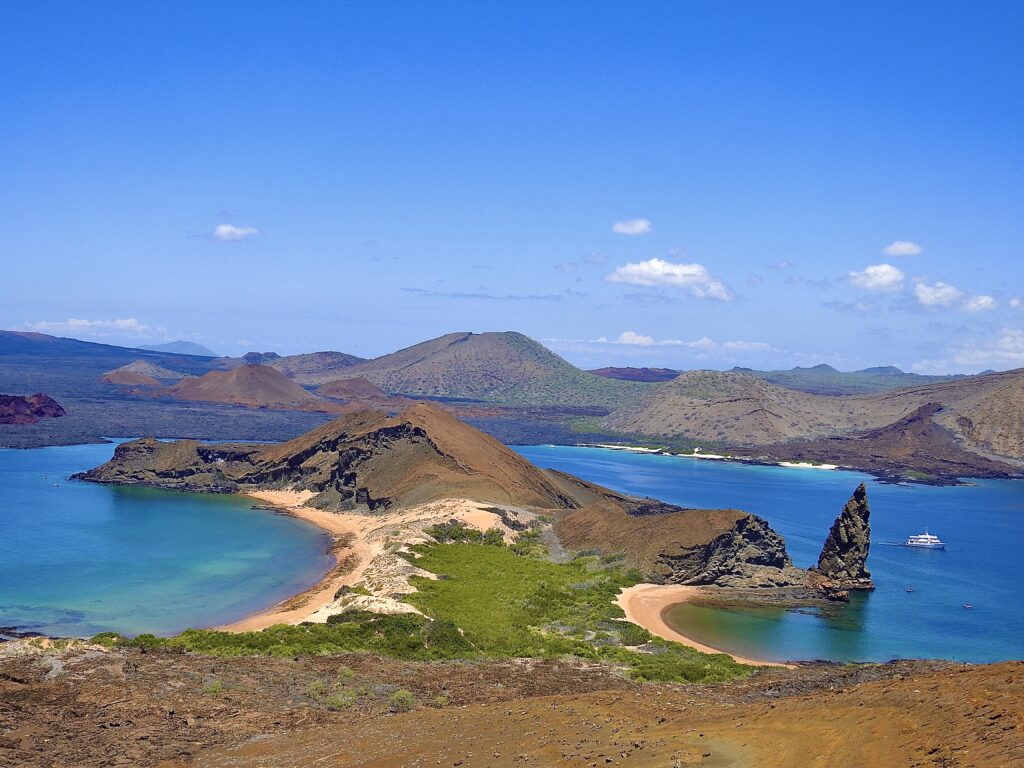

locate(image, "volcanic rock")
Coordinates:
809 483 874 596
555 502 808 588
0 393 65 425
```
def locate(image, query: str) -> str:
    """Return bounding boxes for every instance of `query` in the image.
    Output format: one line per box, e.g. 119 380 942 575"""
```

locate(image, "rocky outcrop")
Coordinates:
556 482 877 598
655 514 808 588
0 394 65 425
809 483 874 598
554 502 808 589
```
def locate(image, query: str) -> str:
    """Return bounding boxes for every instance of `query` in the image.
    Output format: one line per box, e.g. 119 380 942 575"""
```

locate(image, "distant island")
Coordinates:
138 340 219 357
2 327 1022 483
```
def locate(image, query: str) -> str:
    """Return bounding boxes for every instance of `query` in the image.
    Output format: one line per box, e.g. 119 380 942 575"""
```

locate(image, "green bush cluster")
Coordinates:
95 612 475 661
426 519 504 545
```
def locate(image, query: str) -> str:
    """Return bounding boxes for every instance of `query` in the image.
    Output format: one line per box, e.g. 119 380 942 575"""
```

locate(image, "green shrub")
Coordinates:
388 689 415 712
616 622 654 646
426 519 504 546
509 528 547 558
324 690 358 710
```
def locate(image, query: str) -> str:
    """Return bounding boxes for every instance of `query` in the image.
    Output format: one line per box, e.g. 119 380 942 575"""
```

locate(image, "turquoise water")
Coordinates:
0 443 333 638
516 445 1024 663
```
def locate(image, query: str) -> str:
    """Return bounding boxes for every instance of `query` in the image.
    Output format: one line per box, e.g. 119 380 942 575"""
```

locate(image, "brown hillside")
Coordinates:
317 376 388 400
4 642 1022 767
604 367 1024 463
169 364 324 409
767 403 1018 479
870 368 1024 459
557 502 743 568
80 403 583 512
603 370 905 445
253 403 584 510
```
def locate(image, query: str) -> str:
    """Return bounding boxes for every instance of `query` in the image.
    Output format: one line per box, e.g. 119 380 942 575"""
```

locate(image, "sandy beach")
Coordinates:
219 491 523 632
218 491 376 632
616 583 793 667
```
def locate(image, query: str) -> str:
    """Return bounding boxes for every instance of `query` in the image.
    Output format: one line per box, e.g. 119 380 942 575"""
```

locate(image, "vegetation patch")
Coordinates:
93 541 749 684
426 519 504 545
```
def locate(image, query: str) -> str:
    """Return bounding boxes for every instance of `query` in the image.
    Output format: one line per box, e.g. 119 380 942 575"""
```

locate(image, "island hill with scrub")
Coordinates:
78 403 876 636
10 402 1022 766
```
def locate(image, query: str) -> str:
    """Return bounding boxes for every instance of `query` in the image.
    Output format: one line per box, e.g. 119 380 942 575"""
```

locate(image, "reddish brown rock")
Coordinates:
0 393 65 425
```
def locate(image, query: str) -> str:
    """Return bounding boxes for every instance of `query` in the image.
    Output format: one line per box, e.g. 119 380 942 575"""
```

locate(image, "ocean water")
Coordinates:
0 442 333 638
516 445 1024 663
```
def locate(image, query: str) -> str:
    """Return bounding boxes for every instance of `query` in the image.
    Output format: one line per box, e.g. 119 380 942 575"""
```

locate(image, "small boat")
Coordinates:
904 532 945 549
906 586 915 593
963 604 973 610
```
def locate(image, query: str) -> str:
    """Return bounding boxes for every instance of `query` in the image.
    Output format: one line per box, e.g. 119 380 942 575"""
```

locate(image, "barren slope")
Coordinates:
603 370 903 444
317 376 388 400
5 644 1021 768
604 367 1024 463
169 364 324 408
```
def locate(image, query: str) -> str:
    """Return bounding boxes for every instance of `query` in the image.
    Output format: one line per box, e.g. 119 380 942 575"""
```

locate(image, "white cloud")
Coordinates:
848 263 905 292
963 295 998 313
914 281 964 308
212 223 259 242
611 218 652 236
606 258 733 301
594 332 767 352
1009 297 1022 309
914 328 1024 373
25 317 159 338
882 240 923 256
612 331 654 346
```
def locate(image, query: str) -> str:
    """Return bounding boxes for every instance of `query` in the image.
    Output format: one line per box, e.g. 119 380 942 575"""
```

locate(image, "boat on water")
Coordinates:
904 532 946 549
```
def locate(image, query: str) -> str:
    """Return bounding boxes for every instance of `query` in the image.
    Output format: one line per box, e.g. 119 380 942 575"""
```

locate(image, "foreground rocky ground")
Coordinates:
2 642 1021 767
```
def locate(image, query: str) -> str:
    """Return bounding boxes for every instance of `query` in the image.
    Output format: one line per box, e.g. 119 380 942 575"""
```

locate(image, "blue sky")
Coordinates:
2 2 1022 372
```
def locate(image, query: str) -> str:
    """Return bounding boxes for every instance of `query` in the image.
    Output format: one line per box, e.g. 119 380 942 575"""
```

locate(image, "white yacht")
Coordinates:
904 532 945 549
